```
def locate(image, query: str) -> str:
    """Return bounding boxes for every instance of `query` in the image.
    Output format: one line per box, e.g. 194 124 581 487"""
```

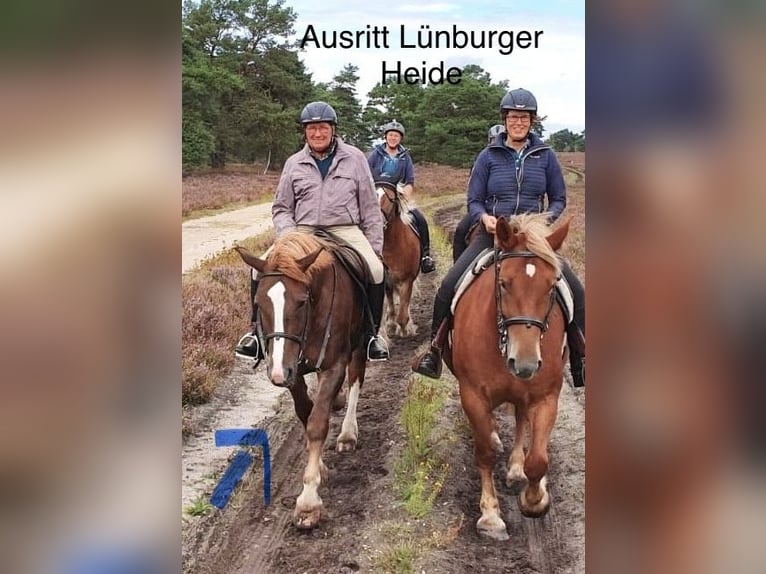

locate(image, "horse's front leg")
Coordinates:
383 279 397 336
337 348 366 452
294 364 345 529
396 280 417 337
506 404 528 491
289 375 313 428
520 396 559 517
460 384 509 540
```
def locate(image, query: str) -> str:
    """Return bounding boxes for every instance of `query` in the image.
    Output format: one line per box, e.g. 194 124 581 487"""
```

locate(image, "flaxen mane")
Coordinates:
266 231 334 285
502 213 562 275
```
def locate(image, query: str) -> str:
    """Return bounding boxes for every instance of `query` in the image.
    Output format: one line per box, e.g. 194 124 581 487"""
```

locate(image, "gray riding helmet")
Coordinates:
300 101 338 124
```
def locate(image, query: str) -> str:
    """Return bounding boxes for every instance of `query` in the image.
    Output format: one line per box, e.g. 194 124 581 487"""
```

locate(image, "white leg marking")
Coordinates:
490 431 504 452
338 381 361 452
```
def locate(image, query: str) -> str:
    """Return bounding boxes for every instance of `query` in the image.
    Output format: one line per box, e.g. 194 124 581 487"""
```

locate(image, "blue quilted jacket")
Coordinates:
467 133 566 225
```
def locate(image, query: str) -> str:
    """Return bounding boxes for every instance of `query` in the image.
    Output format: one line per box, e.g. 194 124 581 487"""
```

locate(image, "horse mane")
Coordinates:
503 213 562 275
266 231 335 285
395 189 411 222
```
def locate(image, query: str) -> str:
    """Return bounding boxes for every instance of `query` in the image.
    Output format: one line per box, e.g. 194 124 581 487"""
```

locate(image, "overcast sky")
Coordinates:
285 0 584 135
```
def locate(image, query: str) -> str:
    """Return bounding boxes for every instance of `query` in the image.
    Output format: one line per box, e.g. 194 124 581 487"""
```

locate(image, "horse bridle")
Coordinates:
254 265 337 374
376 184 400 229
494 249 558 354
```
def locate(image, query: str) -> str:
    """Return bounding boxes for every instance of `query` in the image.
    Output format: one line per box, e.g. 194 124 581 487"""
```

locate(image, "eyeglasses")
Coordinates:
507 114 531 124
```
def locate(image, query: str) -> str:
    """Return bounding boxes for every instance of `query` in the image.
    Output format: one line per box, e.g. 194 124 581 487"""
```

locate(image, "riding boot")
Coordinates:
566 322 585 387
416 216 436 274
235 274 265 360
413 295 451 378
365 282 390 361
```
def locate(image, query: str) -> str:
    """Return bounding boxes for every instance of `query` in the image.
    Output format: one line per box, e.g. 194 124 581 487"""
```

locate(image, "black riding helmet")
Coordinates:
300 101 338 125
500 88 538 117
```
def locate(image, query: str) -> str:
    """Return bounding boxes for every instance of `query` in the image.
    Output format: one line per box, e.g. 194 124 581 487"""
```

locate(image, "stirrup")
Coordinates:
420 255 436 274
235 332 262 360
366 336 390 361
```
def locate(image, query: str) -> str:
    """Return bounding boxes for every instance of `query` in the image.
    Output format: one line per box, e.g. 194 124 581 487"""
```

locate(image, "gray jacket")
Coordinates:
272 137 384 255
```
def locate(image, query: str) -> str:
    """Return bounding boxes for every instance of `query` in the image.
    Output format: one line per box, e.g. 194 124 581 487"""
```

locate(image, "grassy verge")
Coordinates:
393 375 452 518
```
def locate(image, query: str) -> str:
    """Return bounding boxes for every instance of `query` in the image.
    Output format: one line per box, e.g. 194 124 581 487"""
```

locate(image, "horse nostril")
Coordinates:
537 359 542 370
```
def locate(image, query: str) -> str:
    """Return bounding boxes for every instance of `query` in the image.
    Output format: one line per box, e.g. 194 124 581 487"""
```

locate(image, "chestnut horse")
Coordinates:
376 182 420 337
443 214 571 540
234 231 368 530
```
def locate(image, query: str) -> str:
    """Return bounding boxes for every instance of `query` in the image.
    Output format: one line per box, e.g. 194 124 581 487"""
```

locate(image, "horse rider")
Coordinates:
454 124 509 262
367 120 436 274
413 88 586 387
235 101 390 362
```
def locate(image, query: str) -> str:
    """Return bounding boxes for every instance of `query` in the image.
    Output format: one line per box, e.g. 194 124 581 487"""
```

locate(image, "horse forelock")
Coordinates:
500 213 562 275
267 232 334 285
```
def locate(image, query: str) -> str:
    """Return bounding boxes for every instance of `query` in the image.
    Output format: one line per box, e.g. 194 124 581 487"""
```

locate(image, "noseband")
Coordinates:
494 249 558 354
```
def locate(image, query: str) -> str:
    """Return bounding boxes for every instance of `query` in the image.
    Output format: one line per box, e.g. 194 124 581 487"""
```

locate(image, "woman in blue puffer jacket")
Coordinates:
413 88 586 387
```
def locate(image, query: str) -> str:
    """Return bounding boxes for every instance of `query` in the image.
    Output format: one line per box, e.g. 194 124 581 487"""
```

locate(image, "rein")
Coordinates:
494 249 558 354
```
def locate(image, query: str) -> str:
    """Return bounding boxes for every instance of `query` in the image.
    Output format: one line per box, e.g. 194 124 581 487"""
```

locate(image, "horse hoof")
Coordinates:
336 437 357 452
519 485 551 518
293 506 322 530
477 516 509 541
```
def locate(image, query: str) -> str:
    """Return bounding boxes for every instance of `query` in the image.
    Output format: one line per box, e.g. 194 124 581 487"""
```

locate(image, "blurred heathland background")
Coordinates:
1 0 765 573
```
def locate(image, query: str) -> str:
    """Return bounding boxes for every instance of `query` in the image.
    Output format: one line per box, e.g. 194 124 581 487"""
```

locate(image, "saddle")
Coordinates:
311 229 373 288
450 248 575 323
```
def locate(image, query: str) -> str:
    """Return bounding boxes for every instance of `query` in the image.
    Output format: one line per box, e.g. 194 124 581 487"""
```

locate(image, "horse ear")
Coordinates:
296 248 324 272
495 216 510 243
233 245 267 273
495 216 520 250
546 217 571 252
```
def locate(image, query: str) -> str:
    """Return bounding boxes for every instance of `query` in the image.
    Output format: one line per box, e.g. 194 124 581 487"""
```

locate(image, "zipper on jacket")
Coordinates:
515 144 550 215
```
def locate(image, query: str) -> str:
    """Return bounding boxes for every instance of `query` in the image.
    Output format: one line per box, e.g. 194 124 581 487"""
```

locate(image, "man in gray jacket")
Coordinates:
236 101 389 362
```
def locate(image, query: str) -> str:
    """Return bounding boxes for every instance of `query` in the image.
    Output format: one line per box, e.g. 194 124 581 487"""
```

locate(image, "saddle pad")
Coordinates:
451 249 575 324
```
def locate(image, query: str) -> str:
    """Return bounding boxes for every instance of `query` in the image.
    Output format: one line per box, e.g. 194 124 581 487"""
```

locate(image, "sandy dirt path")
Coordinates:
181 203 287 512
182 203 274 273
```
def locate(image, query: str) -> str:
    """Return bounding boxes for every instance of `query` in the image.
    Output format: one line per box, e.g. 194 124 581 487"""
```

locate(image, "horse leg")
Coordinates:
396 279 417 337
337 348 366 452
460 385 509 540
384 279 396 336
519 397 558 517
506 404 529 491
294 364 345 529
289 375 313 428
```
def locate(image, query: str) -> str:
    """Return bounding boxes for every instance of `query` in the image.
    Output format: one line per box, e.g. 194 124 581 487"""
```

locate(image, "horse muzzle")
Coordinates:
268 363 296 388
507 357 542 380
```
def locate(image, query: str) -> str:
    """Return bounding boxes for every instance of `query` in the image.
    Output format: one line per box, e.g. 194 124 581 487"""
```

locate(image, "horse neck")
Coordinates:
306 259 359 341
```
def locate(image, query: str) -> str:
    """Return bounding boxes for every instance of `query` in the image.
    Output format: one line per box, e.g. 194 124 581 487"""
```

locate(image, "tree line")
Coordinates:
182 0 584 172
